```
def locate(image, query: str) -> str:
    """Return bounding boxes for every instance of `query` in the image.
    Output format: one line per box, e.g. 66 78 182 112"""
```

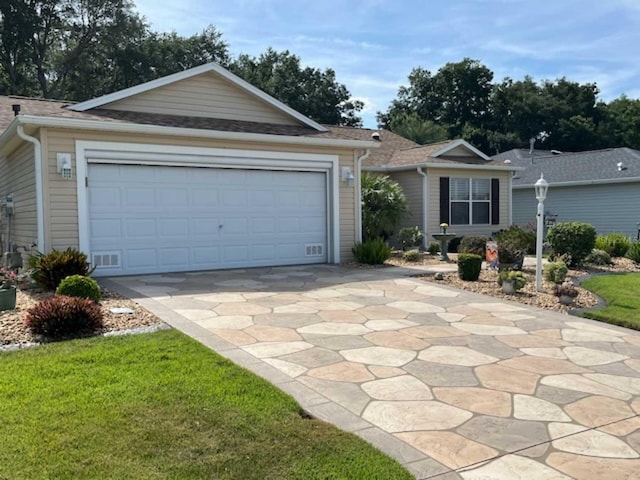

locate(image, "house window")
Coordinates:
450 178 491 225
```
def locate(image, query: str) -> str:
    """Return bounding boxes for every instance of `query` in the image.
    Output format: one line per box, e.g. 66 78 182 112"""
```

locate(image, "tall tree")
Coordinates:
231 48 363 126
388 112 447 145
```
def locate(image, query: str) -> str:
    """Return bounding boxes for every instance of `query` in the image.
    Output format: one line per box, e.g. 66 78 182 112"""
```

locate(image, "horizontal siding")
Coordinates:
427 168 511 238
0 142 37 256
103 71 299 125
513 184 640 238
388 170 424 234
44 129 357 262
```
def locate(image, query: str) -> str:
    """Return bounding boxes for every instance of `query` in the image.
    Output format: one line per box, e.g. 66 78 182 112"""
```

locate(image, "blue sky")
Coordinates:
134 0 640 128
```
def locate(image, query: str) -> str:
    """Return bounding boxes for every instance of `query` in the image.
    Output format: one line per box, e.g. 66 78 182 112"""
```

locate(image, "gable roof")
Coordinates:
68 63 327 132
506 148 640 187
492 148 558 164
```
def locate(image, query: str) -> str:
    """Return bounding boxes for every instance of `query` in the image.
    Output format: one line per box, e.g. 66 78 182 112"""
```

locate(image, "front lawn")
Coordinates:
0 330 411 480
580 273 640 330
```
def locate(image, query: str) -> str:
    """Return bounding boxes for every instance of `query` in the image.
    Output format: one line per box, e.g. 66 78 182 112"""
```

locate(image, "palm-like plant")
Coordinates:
361 173 408 241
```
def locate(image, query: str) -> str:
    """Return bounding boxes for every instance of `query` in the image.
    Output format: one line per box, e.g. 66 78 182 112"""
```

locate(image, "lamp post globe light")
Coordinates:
535 174 549 292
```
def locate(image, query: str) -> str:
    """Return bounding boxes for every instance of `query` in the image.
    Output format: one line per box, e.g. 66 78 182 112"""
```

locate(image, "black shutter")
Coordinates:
491 178 500 225
439 177 450 224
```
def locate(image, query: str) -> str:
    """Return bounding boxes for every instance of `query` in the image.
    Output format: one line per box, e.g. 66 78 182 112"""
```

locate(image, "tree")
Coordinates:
388 112 447 145
231 48 362 126
598 96 640 149
361 173 408 241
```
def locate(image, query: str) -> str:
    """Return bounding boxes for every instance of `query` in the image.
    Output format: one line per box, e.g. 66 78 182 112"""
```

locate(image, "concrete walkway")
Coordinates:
107 265 640 479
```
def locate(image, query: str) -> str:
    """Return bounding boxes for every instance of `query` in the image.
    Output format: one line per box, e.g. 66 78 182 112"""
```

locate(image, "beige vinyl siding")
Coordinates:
0 142 37 255
43 128 357 261
103 72 299 126
427 168 511 238
388 170 424 232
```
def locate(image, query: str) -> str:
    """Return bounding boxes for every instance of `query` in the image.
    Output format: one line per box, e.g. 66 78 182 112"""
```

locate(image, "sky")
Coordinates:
133 0 640 128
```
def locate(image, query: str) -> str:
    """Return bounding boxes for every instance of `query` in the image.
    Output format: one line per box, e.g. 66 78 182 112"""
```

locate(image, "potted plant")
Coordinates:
553 282 579 305
0 267 18 311
497 270 527 294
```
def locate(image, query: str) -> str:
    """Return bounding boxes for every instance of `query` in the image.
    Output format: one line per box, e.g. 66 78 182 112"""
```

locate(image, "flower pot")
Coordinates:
502 281 516 295
558 294 574 306
0 286 17 311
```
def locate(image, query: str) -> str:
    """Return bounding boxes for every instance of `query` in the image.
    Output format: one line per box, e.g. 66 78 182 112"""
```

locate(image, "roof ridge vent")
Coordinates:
371 132 381 141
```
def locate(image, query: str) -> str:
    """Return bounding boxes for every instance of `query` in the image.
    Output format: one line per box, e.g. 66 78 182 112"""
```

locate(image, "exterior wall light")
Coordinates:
341 167 355 187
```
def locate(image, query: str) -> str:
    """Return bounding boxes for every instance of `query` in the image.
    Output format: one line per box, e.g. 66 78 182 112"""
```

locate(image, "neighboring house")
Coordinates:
0 63 379 276
497 148 640 239
362 136 521 244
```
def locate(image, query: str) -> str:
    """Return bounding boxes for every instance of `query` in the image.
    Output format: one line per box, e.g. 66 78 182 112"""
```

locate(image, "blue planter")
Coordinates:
0 287 17 311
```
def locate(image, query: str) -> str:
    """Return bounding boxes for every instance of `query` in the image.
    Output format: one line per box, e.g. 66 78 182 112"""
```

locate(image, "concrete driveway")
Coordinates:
107 265 640 479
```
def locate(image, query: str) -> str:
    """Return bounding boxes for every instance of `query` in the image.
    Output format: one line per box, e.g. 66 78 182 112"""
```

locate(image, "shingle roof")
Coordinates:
492 148 557 164
502 148 640 186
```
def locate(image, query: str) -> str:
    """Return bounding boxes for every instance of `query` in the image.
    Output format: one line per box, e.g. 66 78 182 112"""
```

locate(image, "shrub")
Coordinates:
29 248 93 291
595 233 631 257
459 236 488 257
447 236 463 253
55 275 101 303
397 227 424 250
497 237 525 271
352 238 392 265
585 249 612 265
497 270 527 291
427 242 440 255
361 173 408 241
553 282 579 298
544 261 569 284
25 295 103 339
547 222 596 266
627 242 640 263
457 253 482 281
402 249 421 262
494 225 536 255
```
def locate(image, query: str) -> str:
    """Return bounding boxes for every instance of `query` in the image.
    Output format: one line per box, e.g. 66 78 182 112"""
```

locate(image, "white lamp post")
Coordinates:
535 174 549 292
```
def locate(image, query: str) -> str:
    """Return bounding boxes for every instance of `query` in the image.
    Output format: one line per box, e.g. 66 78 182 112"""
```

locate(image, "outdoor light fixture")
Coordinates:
341 167 355 187
535 174 549 292
56 153 72 179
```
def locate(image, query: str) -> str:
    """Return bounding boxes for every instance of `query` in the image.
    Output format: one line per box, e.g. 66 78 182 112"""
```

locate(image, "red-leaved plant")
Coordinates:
25 295 103 339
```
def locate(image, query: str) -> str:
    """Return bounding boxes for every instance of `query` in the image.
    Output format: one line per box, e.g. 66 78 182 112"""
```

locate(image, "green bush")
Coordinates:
457 253 482 281
585 249 612 265
494 225 536 254
459 236 488 257
547 222 596 267
397 227 424 250
544 261 569 284
447 236 463 253
352 238 392 265
497 270 527 291
25 295 103 339
427 242 440 255
361 173 408 241
497 237 525 271
402 249 421 262
595 233 631 257
55 275 101 303
627 242 640 263
29 248 93 291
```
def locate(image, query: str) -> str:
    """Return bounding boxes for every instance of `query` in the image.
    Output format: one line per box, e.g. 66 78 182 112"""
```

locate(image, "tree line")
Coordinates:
1 1 639 151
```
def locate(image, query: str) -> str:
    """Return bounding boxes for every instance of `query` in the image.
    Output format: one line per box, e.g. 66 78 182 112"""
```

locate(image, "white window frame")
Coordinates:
450 177 491 226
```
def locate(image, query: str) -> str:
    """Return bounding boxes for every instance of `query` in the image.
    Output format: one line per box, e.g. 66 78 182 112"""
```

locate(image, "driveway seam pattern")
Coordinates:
104 266 640 480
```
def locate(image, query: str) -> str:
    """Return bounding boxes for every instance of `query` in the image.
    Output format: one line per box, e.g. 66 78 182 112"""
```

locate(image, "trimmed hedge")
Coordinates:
56 275 101 303
457 253 482 281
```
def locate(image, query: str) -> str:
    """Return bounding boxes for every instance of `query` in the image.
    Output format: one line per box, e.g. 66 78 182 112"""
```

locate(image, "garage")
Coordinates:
86 162 329 276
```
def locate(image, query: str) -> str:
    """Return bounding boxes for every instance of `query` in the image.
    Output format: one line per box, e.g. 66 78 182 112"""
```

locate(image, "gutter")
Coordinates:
416 168 428 247
3 115 381 151
364 162 523 173
513 177 640 189
16 125 45 251
355 149 371 243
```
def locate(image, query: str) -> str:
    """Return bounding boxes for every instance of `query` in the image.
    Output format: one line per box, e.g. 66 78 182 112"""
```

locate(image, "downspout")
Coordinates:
355 149 371 243
16 125 45 251
417 167 428 248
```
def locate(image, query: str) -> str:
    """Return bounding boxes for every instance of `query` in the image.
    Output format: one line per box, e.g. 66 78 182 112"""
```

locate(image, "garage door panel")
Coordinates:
89 163 327 275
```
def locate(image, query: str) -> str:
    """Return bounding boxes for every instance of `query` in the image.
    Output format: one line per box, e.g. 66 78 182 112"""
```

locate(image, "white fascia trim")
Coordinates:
432 139 490 160
75 140 342 264
512 177 640 189
13 115 379 150
68 62 328 132
16 126 45 251
364 162 523 173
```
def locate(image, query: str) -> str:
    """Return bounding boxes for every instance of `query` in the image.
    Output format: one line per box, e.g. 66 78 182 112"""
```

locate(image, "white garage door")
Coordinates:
87 163 327 275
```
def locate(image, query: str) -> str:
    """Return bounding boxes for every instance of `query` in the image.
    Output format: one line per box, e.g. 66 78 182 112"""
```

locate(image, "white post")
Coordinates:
536 200 544 291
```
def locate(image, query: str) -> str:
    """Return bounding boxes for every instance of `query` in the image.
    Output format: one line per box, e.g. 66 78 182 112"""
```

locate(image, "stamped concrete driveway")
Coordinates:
108 265 640 480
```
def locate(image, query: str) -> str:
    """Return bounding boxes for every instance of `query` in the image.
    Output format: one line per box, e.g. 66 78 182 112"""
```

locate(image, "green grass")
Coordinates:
580 273 640 330
0 330 412 480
